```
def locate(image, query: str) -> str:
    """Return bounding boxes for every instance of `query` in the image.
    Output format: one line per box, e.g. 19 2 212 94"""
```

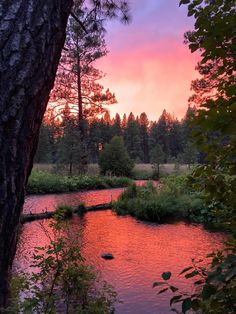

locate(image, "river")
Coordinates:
14 185 226 314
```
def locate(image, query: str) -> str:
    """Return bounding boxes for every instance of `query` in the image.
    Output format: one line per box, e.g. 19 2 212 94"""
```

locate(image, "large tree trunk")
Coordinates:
0 0 73 309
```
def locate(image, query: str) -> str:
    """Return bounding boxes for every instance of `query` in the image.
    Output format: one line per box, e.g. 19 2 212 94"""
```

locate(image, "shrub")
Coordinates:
99 136 134 177
103 176 131 188
113 175 206 223
27 170 131 194
119 183 137 201
8 222 117 313
27 170 67 194
150 144 165 179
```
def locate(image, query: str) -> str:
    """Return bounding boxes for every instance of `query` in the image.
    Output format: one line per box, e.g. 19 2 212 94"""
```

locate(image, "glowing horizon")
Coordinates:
96 0 200 121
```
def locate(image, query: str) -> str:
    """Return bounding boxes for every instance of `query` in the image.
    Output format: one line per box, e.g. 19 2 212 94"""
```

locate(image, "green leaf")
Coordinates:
202 285 216 300
170 295 182 306
152 282 167 288
179 266 193 275
189 43 199 52
158 288 169 294
182 298 192 313
194 0 203 4
194 279 205 286
170 286 179 292
225 268 236 282
185 270 198 278
191 299 200 311
162 272 172 280
179 0 190 6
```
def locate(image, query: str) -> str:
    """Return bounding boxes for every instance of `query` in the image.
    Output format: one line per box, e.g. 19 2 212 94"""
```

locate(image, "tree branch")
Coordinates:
70 12 88 34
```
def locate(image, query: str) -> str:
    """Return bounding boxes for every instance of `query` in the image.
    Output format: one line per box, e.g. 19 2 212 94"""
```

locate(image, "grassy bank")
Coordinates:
27 170 131 194
113 175 212 224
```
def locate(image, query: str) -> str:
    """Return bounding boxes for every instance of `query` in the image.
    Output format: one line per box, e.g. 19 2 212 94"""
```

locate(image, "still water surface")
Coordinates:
15 187 226 314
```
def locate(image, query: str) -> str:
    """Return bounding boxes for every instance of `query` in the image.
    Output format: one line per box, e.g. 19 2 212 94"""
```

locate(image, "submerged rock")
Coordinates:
101 253 114 260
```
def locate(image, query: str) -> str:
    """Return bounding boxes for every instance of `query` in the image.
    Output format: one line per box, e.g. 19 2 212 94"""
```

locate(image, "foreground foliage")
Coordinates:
183 0 236 230
113 176 207 223
154 1 236 312
27 170 131 194
154 238 236 314
7 221 117 313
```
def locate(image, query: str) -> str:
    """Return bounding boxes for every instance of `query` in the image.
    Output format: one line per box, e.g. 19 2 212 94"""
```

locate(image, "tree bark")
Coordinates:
0 0 73 309
77 49 83 123
77 49 88 174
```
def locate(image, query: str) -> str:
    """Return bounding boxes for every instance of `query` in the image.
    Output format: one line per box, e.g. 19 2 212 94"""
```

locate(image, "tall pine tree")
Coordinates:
139 112 150 163
124 112 142 161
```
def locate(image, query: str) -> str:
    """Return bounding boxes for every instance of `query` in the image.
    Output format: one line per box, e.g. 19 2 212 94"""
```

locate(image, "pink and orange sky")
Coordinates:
97 0 200 120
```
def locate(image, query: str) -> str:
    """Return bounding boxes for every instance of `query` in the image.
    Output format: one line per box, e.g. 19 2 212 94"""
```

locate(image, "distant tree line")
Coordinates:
35 105 200 174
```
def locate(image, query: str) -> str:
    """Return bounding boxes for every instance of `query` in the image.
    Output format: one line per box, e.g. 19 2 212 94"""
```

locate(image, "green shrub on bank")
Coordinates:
28 171 66 194
27 170 131 194
113 175 207 223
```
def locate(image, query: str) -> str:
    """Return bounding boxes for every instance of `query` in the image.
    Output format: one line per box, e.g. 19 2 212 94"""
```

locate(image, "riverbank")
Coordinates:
27 170 131 194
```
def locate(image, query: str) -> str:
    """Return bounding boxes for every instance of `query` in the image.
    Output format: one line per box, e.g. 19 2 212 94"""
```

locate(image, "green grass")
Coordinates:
113 175 208 223
33 163 101 176
132 163 193 179
27 170 131 194
33 163 193 179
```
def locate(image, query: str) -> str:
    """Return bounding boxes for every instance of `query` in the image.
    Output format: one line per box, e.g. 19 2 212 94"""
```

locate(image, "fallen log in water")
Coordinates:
21 203 113 224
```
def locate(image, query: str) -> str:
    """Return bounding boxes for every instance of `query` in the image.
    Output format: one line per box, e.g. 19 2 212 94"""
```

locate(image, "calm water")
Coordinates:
23 181 156 215
15 187 226 314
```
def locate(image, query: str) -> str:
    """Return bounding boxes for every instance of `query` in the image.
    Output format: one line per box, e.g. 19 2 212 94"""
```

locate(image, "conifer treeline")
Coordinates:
35 106 199 167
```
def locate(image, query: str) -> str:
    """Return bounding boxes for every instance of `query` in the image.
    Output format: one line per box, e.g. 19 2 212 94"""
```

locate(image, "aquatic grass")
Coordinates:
53 205 73 220
27 170 131 194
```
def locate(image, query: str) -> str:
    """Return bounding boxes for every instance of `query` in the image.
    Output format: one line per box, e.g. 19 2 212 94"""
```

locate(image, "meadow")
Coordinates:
33 163 192 179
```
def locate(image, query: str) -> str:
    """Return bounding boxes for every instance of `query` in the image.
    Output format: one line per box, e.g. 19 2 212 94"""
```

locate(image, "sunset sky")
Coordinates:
97 0 200 120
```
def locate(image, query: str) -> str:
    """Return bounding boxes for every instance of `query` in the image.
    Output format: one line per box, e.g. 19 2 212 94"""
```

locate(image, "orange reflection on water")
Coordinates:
23 188 125 214
23 181 158 215
15 209 226 314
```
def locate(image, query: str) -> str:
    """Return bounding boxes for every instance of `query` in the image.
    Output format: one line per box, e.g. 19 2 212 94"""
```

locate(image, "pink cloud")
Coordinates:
97 36 199 120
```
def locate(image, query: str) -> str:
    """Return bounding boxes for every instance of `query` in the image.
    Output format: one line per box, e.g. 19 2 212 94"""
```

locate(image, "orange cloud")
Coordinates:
97 36 199 120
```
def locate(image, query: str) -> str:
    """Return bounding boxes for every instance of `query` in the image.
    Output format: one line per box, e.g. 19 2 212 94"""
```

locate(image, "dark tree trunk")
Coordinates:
77 51 83 123
69 161 73 176
0 0 73 309
77 50 88 174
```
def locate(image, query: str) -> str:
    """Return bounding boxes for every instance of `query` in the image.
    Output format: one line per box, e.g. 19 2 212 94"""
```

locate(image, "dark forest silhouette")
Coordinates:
35 106 199 174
